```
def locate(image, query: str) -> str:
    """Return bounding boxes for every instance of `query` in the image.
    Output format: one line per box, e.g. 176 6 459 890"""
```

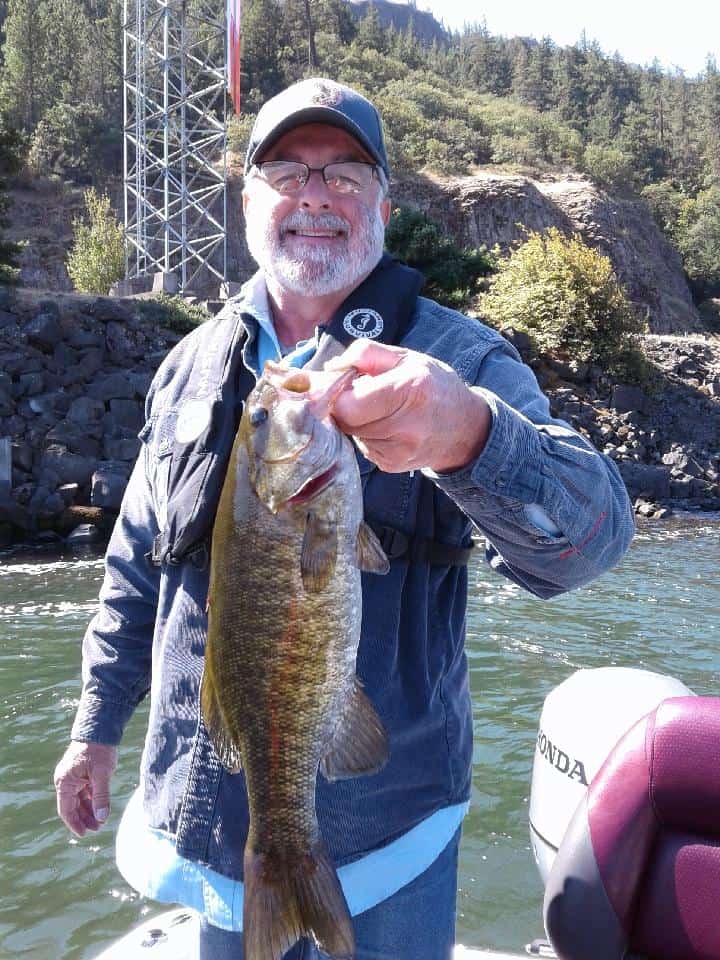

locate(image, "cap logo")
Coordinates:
343 308 384 340
308 80 343 106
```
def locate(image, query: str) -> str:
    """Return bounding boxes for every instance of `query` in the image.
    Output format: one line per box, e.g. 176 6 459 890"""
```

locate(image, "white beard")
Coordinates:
246 203 385 297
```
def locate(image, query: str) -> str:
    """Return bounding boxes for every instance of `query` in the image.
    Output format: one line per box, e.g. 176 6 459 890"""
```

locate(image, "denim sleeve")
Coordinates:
427 343 635 598
70 449 160 745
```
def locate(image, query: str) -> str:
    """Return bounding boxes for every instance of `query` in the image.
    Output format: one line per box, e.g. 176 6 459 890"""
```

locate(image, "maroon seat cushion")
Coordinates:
632 832 720 960
545 697 720 960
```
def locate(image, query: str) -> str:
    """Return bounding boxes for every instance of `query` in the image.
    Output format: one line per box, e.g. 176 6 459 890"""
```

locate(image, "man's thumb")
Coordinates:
91 769 113 822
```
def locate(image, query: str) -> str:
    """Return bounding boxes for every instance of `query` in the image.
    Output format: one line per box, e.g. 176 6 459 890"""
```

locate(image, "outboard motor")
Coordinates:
529 667 693 883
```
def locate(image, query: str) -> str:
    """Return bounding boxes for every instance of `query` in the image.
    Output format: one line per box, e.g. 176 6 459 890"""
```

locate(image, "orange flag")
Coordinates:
227 0 242 115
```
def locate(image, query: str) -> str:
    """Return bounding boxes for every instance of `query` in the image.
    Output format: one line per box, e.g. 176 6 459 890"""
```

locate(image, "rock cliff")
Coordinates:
391 170 704 335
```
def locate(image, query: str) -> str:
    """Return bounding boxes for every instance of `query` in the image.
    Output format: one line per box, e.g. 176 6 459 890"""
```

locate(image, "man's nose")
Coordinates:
299 169 331 209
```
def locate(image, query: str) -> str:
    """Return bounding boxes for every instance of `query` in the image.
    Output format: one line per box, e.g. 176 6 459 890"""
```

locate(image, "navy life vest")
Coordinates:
147 254 472 570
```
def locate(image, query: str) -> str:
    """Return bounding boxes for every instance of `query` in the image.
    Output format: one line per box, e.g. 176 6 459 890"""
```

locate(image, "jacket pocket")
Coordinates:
139 411 178 530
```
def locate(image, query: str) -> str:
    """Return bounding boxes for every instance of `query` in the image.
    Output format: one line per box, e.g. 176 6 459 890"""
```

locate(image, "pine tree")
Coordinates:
700 57 720 185
354 4 388 55
0 0 47 129
241 0 286 103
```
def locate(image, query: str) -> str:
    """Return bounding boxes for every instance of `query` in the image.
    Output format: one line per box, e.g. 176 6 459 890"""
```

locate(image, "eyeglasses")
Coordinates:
254 160 379 195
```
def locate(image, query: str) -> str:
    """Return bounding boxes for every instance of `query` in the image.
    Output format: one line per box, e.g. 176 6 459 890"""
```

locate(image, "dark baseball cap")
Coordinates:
244 78 390 178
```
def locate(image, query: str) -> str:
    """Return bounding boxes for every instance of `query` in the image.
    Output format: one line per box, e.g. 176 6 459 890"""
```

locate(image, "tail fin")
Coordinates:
243 840 354 960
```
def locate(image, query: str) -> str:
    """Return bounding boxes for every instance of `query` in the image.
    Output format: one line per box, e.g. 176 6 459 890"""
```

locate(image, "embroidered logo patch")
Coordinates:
175 399 212 444
342 308 384 340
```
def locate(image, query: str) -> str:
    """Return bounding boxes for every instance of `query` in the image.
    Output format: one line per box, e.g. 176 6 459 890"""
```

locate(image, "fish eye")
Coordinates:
250 407 268 427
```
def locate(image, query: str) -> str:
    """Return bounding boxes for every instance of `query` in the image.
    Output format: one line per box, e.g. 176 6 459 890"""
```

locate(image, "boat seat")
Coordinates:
543 696 720 960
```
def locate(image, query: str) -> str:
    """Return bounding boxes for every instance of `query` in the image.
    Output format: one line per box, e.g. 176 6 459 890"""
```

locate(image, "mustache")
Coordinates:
279 212 350 238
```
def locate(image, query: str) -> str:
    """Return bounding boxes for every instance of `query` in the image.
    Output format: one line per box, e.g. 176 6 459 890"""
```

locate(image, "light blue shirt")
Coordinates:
116 787 468 931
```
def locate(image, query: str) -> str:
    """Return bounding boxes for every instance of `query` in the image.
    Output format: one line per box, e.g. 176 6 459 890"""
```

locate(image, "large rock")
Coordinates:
103 434 141 461
17 371 45 397
0 389 14 417
45 420 102 458
40 446 97 486
11 442 33 473
66 522 102 544
91 463 130 509
617 462 671 499
89 371 136 401
24 312 63 352
108 398 144 432
2 351 33 376
610 384 648 415
67 396 107 424
27 394 56 416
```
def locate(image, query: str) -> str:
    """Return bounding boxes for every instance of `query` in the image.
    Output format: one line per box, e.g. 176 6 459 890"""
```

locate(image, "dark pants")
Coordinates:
198 829 461 960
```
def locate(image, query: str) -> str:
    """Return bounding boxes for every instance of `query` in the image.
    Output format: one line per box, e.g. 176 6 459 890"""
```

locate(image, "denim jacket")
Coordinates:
71 284 634 878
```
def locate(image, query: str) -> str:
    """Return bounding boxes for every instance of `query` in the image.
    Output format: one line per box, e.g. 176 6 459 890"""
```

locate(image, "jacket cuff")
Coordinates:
427 387 544 505
71 693 136 746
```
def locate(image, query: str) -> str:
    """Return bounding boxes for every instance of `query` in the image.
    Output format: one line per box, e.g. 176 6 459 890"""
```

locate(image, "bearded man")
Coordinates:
54 78 634 960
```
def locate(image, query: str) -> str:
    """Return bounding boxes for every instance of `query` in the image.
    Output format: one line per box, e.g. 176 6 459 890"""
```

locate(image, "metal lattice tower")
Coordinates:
123 0 227 293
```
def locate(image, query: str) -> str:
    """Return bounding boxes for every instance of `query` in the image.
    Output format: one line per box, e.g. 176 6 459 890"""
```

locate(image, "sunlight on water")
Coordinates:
0 522 718 957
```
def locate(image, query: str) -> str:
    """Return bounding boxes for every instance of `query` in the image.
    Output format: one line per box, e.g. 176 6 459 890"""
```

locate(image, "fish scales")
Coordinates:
201 363 390 960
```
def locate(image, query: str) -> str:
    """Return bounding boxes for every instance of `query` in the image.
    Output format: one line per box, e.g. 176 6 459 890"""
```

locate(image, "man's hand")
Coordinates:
54 741 118 837
326 340 491 474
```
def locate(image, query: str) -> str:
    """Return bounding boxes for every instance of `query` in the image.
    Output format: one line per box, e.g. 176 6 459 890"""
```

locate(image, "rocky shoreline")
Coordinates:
0 287 183 550
1 286 719 553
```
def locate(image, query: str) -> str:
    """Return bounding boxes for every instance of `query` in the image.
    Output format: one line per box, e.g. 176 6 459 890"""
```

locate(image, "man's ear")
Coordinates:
380 197 391 226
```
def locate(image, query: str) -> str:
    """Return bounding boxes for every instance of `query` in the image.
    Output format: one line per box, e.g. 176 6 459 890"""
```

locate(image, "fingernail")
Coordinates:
94 807 108 822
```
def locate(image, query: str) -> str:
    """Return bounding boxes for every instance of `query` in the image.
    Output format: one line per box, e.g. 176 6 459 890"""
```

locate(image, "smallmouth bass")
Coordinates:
202 361 390 960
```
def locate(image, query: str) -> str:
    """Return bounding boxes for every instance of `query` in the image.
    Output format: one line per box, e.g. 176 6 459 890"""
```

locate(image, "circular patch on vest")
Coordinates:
342 308 384 340
175 399 212 444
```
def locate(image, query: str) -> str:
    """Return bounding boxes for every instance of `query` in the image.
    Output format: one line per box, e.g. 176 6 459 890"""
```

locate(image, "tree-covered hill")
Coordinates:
2 0 720 296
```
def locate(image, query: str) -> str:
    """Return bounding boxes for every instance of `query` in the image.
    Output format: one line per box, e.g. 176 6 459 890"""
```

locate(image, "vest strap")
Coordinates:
366 521 474 568
146 534 209 570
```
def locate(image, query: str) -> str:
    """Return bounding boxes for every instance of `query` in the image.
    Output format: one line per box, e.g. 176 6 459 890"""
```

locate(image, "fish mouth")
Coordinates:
285 462 340 506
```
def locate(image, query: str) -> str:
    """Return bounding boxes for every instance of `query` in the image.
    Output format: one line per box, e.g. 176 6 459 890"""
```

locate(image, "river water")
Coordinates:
1 519 718 958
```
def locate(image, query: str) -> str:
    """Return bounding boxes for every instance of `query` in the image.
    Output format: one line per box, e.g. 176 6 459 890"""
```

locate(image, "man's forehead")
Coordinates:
261 123 371 161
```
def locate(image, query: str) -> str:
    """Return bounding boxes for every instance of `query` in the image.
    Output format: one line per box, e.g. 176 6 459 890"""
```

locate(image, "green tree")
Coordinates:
675 186 720 295
354 4 388 54
385 206 496 308
700 57 720 185
481 228 645 377
0 114 23 283
28 102 121 180
240 0 287 104
0 0 47 129
66 188 125 294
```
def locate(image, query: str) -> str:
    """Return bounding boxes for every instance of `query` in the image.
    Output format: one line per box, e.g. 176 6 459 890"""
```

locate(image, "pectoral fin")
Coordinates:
301 510 337 593
320 678 389 781
200 661 243 774
356 521 390 574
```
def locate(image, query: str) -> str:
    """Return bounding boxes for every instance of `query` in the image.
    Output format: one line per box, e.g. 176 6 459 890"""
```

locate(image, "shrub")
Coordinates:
384 206 497 309
481 228 647 377
135 294 209 334
227 111 256 161
582 144 636 191
66 188 125 294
